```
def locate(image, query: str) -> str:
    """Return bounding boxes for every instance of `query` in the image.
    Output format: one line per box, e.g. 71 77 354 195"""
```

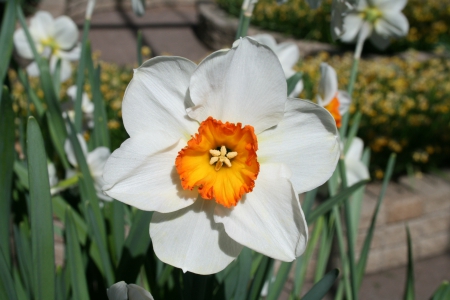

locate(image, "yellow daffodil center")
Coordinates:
362 7 382 23
40 38 60 54
175 117 259 208
324 94 341 128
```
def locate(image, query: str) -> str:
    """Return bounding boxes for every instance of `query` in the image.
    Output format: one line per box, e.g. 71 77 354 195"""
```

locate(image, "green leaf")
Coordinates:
247 256 273 300
234 247 252 300
343 111 362 154
116 210 153 283
302 188 318 219
266 261 292 300
27 117 55 300
0 87 14 270
431 281 449 300
53 58 62 97
17 69 45 117
403 225 415 300
0 248 17 300
110 201 125 264
287 72 303 96
302 269 339 300
86 202 115 286
0 0 16 94
65 207 89 300
307 179 369 225
74 19 91 132
357 154 396 288
13 224 33 295
314 214 335 283
52 196 88 245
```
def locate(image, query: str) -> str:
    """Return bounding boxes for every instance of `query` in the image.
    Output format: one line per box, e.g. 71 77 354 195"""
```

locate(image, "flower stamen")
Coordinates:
209 146 238 171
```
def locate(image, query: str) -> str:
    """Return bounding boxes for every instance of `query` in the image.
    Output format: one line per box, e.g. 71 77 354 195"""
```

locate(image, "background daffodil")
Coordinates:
102 38 340 275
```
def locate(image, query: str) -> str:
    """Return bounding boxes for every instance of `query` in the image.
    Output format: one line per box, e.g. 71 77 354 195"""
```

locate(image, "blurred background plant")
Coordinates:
217 0 450 53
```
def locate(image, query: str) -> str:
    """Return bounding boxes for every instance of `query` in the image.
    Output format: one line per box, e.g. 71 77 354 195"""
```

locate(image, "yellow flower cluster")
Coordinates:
299 51 450 174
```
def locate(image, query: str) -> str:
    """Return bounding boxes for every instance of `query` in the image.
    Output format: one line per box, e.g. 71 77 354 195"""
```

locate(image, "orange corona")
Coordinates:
175 117 260 208
324 95 341 128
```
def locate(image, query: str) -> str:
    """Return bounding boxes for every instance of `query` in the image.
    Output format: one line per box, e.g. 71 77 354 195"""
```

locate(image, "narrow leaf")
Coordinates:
247 256 273 300
0 0 16 92
302 269 339 300
27 117 55 300
403 225 415 300
234 247 252 300
266 261 292 300
0 249 17 300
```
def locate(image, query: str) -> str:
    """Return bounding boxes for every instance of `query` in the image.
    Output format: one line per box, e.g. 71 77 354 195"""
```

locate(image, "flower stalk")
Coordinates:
235 0 258 39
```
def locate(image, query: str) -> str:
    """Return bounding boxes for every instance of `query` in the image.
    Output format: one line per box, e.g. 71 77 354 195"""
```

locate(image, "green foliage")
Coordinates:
216 0 450 53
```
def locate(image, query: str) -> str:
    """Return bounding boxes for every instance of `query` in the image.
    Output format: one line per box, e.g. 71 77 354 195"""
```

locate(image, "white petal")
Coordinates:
249 34 278 51
58 44 81 61
82 94 94 114
318 63 338 106
345 158 370 186
53 16 78 50
337 90 351 115
150 198 243 275
346 136 364 159
122 56 198 139
372 0 407 12
103 137 197 213
214 163 308 261
30 11 54 41
188 37 287 134
64 134 88 167
288 79 304 98
50 56 72 82
128 284 154 300
276 42 300 75
375 12 409 38
26 61 40 77
87 147 110 177
13 29 34 59
357 0 368 10
257 98 340 194
67 85 76 99
340 13 364 42
107 281 128 300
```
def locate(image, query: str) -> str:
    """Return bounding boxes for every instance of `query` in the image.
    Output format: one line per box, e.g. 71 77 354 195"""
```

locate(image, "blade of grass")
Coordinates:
74 18 91 132
86 202 115 286
343 111 362 154
302 188 318 218
53 58 61 97
234 247 252 300
13 224 33 296
403 225 415 300
13 267 27 300
0 87 14 270
17 69 45 117
0 0 16 94
302 269 339 300
307 179 368 225
338 159 358 300
27 117 55 300
314 213 335 283
356 154 396 288
266 261 293 300
247 256 273 300
65 207 89 300
431 281 449 300
0 248 17 300
52 196 88 245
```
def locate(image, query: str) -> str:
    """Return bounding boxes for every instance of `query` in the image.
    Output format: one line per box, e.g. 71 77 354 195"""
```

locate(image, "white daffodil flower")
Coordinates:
344 137 370 186
67 85 95 128
330 0 353 41
317 63 351 129
48 162 58 188
340 0 409 56
65 134 112 201
13 11 80 82
107 281 154 300
249 34 303 97
102 37 340 275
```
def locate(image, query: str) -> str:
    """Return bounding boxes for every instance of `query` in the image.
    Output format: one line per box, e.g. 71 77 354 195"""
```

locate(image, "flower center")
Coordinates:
40 38 60 54
175 117 259 208
363 7 382 23
324 94 341 128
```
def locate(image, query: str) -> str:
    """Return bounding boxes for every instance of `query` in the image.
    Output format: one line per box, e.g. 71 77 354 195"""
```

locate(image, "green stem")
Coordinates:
339 58 359 139
235 0 257 39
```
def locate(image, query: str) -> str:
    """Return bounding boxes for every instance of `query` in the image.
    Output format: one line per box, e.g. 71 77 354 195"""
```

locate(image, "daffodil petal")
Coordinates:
337 90 351 115
341 12 364 42
345 158 370 186
248 34 278 51
58 45 81 61
214 163 307 261
375 12 409 38
64 134 88 167
53 16 78 50
26 61 40 77
50 56 72 82
346 137 364 159
107 281 128 300
318 63 338 106
87 147 110 177
128 284 154 300
13 29 34 59
150 198 243 275
188 37 287 134
258 98 340 194
103 138 197 213
276 42 300 76
122 57 199 140
288 79 304 98
30 11 54 41
371 0 407 12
